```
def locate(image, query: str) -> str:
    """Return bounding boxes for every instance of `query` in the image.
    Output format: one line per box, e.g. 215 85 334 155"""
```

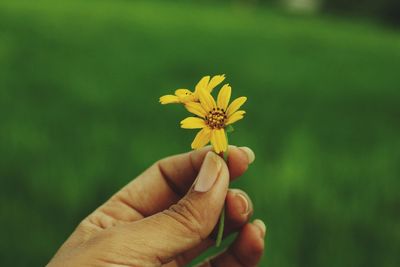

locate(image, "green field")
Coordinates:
1 1 400 266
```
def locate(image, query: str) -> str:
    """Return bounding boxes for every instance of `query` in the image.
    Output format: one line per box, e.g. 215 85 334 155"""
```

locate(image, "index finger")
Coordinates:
90 146 255 226
156 145 254 195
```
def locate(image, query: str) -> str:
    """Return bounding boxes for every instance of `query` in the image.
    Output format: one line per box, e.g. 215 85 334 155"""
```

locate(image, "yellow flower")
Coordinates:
180 84 246 153
159 74 225 104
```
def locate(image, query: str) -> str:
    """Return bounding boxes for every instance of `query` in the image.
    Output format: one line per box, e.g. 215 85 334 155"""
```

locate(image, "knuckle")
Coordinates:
73 219 100 240
164 198 204 239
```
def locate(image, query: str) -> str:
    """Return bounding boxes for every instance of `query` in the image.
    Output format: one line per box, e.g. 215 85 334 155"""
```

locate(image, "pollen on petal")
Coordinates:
160 95 180 104
175 88 192 96
175 89 196 103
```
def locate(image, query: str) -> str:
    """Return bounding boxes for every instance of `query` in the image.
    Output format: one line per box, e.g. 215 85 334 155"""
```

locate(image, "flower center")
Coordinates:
205 108 227 129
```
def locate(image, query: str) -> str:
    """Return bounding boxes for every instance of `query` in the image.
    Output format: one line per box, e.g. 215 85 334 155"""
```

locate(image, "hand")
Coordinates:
47 146 266 267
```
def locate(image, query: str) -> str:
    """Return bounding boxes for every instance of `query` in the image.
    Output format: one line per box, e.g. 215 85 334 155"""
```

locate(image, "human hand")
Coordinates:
47 146 266 266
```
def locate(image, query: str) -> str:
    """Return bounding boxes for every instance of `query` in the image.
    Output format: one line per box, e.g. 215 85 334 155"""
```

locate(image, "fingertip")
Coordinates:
253 219 267 239
226 189 253 221
228 222 265 265
227 146 250 178
246 222 265 249
190 146 253 181
238 146 255 164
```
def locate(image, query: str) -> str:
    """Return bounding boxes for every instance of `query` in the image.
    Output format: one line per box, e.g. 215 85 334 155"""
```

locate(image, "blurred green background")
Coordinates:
1 0 400 266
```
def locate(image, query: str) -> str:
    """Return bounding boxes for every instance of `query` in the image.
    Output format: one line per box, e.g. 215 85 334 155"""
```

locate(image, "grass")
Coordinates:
0 0 400 266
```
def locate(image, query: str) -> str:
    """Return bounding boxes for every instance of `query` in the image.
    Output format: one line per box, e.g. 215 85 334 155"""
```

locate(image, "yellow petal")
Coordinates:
175 88 193 97
226 110 246 125
181 117 206 129
210 130 221 153
185 102 207 118
191 128 211 150
174 89 196 103
195 76 210 94
198 88 217 113
216 129 227 152
207 74 225 92
226 96 247 117
160 95 180 104
180 95 196 103
217 84 231 111
211 129 227 153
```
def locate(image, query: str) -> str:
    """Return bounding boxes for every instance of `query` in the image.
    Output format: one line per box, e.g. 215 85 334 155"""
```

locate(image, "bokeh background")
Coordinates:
1 0 400 266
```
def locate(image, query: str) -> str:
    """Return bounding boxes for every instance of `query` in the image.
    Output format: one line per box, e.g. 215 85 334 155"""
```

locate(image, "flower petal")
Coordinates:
210 130 221 153
226 96 247 117
181 117 206 129
180 95 196 103
217 84 231 111
198 88 217 113
195 76 210 94
226 110 246 125
185 102 207 118
211 129 227 153
207 74 225 92
174 89 196 103
175 88 192 97
160 95 180 104
191 128 211 150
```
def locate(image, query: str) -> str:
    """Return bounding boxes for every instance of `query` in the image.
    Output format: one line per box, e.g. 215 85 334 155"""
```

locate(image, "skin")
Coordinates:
47 146 266 267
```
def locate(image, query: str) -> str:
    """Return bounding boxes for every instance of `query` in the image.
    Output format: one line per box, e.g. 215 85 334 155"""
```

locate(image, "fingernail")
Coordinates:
230 189 250 215
194 152 222 192
253 219 266 238
239 147 255 164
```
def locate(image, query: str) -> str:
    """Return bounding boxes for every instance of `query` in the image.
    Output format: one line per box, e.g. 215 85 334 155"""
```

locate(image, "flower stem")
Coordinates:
216 203 225 247
216 134 229 247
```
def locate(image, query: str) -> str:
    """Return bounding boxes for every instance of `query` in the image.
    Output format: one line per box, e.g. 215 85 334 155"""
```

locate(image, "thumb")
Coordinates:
112 151 229 265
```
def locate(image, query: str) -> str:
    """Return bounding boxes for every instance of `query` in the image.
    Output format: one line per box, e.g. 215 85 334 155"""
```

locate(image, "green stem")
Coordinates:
216 204 225 247
216 133 229 247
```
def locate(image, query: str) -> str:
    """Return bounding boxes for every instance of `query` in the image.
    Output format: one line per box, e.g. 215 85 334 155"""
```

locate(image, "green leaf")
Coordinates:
225 125 235 133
